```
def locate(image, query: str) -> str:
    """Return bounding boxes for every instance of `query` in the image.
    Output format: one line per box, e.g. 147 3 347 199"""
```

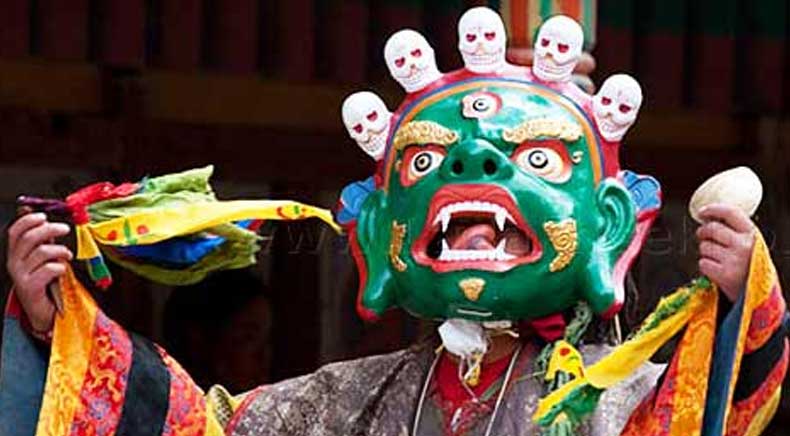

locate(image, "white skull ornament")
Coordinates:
384 30 442 93
342 91 392 161
457 7 507 74
593 74 643 142
533 15 584 83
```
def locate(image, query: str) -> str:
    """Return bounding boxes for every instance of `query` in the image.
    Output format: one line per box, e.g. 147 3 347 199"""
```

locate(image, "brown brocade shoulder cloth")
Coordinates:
229 343 663 436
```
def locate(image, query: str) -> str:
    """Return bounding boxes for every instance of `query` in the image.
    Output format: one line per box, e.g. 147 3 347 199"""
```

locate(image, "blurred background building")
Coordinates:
0 0 788 433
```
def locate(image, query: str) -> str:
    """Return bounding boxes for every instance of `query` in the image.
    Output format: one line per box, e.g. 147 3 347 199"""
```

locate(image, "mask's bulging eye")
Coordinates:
461 91 502 120
512 143 571 183
401 146 446 186
527 149 549 168
411 150 443 176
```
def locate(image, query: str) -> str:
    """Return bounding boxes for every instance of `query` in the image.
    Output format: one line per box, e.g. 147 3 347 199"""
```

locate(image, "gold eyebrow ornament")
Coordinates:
502 118 582 143
392 121 459 152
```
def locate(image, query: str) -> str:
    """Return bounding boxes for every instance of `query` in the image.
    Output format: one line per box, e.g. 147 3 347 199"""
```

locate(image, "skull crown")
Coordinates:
342 7 644 168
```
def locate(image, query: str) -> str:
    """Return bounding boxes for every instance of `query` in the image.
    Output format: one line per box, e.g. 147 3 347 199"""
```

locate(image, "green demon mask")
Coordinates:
337 12 659 324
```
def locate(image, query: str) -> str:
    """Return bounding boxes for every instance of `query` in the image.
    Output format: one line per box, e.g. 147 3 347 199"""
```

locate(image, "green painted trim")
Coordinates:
635 0 686 34
599 0 634 30
741 0 787 38
583 0 596 48
540 0 553 21
689 0 736 36
380 0 424 6
427 0 464 11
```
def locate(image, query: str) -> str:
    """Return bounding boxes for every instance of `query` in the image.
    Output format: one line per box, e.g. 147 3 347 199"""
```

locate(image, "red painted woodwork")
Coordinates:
278 0 315 80
636 34 685 108
324 0 368 83
210 0 259 74
688 35 734 112
0 0 30 58
595 27 634 76
100 0 146 67
742 37 785 112
159 0 203 70
37 0 89 60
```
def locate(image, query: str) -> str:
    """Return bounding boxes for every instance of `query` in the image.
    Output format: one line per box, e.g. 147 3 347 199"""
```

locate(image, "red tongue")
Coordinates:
451 224 497 250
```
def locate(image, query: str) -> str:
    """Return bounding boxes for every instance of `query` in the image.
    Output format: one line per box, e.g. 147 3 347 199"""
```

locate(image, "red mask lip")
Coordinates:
411 184 543 273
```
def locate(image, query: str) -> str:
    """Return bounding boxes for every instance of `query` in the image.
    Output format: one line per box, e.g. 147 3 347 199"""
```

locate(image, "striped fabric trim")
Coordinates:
157 346 207 436
68 313 133 436
36 267 100 436
116 335 171 436
703 234 778 436
726 342 788 436
26 266 208 436
744 284 785 353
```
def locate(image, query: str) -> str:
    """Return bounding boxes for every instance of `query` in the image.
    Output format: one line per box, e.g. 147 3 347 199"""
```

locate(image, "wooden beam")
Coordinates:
0 59 746 151
628 111 742 150
0 60 101 112
142 71 360 131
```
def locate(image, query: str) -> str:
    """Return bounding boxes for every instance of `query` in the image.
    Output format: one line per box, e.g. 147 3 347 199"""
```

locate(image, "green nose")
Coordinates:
440 139 514 182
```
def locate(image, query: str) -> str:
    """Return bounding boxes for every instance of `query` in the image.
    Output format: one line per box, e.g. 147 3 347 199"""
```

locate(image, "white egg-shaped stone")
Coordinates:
688 166 763 223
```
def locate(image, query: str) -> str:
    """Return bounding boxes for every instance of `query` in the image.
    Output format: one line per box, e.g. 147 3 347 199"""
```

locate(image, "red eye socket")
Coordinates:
411 49 422 57
366 111 378 122
619 104 632 114
484 32 496 41
395 57 406 68
466 33 477 42
400 145 447 187
541 38 550 47
558 43 569 53
353 124 363 133
601 97 612 106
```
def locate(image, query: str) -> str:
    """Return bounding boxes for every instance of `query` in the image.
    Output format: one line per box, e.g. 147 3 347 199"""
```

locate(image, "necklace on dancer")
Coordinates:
412 343 523 436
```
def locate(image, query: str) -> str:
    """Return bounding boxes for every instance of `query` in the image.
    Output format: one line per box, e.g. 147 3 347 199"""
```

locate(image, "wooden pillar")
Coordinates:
0 0 30 58
426 0 464 71
321 0 369 83
687 0 736 112
98 0 147 67
738 0 787 113
208 0 259 74
277 0 315 80
37 0 90 61
596 0 634 75
633 0 685 108
158 0 203 70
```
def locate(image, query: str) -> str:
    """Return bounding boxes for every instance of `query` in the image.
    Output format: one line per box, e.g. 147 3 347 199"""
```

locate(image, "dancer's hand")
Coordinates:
696 204 756 302
6 213 72 333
